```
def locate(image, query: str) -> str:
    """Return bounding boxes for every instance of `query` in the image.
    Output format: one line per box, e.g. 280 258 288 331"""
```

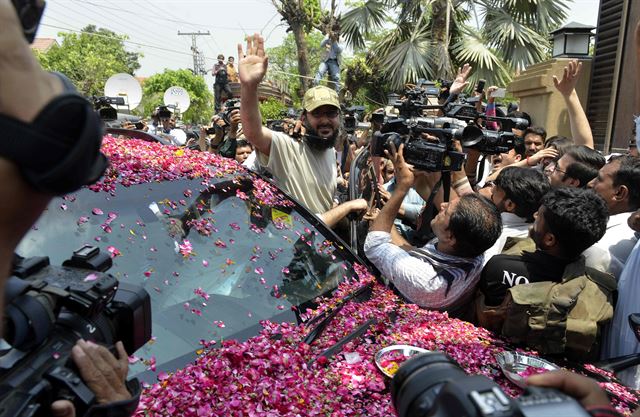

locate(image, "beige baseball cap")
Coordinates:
303 86 340 112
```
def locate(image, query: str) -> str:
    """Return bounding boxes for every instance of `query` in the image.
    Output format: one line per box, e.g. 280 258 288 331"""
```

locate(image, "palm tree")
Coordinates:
341 0 570 91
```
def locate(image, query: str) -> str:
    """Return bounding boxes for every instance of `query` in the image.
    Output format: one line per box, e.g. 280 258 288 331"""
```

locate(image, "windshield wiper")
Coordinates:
302 282 373 345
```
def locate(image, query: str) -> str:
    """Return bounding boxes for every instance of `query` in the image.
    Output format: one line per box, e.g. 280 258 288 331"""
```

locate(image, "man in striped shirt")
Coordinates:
364 144 502 313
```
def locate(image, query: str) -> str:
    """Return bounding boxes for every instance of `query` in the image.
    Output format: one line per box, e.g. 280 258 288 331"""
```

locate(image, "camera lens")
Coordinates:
391 352 467 417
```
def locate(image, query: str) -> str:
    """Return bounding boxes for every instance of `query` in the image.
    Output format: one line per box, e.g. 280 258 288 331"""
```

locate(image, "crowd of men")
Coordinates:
128 32 640 386
227 32 639 391
2 0 640 410
110 29 640 392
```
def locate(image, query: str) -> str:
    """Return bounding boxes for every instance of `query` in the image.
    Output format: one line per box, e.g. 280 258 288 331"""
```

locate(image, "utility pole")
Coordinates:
178 31 210 75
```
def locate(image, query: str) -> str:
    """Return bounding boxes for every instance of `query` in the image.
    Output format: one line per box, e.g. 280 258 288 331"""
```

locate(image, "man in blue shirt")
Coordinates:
314 34 342 92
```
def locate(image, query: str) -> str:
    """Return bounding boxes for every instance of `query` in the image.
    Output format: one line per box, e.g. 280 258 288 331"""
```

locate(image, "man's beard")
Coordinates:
303 120 337 151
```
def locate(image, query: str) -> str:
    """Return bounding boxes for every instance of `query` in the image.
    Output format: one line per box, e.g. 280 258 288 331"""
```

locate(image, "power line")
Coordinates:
124 0 263 31
72 0 187 51
54 1 184 53
41 23 196 58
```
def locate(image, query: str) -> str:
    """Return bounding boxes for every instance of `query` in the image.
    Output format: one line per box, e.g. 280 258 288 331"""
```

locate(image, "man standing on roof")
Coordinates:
213 54 233 112
314 33 342 92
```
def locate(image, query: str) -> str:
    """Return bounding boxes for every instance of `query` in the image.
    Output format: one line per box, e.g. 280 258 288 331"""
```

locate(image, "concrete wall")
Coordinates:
508 58 592 138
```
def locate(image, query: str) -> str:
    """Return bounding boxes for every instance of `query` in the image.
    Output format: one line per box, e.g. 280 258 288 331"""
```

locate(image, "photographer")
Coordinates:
213 54 233 113
0 2 139 415
364 143 501 314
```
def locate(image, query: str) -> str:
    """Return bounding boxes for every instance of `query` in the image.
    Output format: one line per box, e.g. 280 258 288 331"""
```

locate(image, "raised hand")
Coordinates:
237 33 268 87
553 60 582 97
449 64 472 95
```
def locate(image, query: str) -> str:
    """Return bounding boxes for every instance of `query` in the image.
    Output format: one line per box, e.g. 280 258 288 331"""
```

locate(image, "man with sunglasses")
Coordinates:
238 34 343 215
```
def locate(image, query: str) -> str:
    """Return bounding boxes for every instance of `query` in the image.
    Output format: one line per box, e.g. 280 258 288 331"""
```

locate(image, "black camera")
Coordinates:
461 125 516 155
391 352 591 417
222 99 241 125
371 131 466 172
343 105 366 134
156 105 173 120
91 96 126 122
0 246 152 417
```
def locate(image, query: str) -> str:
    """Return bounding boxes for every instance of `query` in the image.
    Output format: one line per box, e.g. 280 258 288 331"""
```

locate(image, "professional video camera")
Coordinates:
91 96 125 122
266 108 301 133
343 105 366 134
391 351 592 417
0 245 152 417
371 117 466 172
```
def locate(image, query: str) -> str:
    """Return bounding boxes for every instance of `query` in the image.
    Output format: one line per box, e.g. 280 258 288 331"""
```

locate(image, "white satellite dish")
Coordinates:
163 86 191 113
104 73 143 110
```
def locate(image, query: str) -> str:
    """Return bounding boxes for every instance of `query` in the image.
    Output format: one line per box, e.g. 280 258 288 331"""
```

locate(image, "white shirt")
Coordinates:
583 212 638 280
601 238 640 389
364 231 484 310
482 212 531 266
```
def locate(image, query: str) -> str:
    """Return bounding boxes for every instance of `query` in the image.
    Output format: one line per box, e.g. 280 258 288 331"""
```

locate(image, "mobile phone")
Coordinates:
134 122 144 130
490 88 506 98
475 79 486 94
11 0 46 44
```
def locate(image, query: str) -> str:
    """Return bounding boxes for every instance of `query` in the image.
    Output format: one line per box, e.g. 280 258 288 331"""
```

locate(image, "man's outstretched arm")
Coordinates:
238 33 273 156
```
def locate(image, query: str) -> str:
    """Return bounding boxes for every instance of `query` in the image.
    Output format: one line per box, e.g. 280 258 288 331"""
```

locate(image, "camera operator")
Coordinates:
156 107 187 146
0 2 139 415
213 54 233 113
364 143 501 314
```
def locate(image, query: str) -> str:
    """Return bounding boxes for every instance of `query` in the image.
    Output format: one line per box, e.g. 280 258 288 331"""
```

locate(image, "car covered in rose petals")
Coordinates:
17 135 363 381
17 137 639 416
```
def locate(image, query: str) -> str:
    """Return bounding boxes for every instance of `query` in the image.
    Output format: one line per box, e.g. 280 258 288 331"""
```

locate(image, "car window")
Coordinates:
17 173 360 380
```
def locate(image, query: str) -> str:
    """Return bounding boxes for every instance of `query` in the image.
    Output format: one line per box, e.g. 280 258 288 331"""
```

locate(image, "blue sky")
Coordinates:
37 0 600 85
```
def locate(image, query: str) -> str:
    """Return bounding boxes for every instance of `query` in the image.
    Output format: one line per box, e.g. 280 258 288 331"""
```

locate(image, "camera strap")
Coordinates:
0 92 107 195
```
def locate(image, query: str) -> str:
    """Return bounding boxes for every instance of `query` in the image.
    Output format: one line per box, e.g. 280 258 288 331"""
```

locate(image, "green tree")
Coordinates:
259 98 289 123
35 25 141 97
141 69 214 124
341 0 570 90
267 31 326 99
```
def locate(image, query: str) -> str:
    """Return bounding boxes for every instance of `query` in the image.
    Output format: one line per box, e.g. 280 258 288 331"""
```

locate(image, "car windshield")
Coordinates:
17 172 360 380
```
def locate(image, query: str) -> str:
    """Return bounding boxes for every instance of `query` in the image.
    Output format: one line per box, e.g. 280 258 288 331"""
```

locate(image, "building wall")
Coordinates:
588 0 640 152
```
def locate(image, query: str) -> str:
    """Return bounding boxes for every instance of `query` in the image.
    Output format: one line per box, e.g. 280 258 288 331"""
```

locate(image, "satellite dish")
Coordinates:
104 73 143 110
163 86 191 113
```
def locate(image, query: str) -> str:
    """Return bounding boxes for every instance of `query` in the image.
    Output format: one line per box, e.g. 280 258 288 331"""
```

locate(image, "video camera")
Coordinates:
391 351 591 417
91 96 125 122
0 245 152 417
387 81 529 155
221 99 241 126
371 117 467 172
155 105 173 120
266 108 301 133
343 105 366 135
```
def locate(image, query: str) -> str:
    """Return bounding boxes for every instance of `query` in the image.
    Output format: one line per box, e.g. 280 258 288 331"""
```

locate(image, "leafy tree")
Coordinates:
341 0 569 90
140 69 214 124
267 31 326 99
35 25 141 97
259 98 289 123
